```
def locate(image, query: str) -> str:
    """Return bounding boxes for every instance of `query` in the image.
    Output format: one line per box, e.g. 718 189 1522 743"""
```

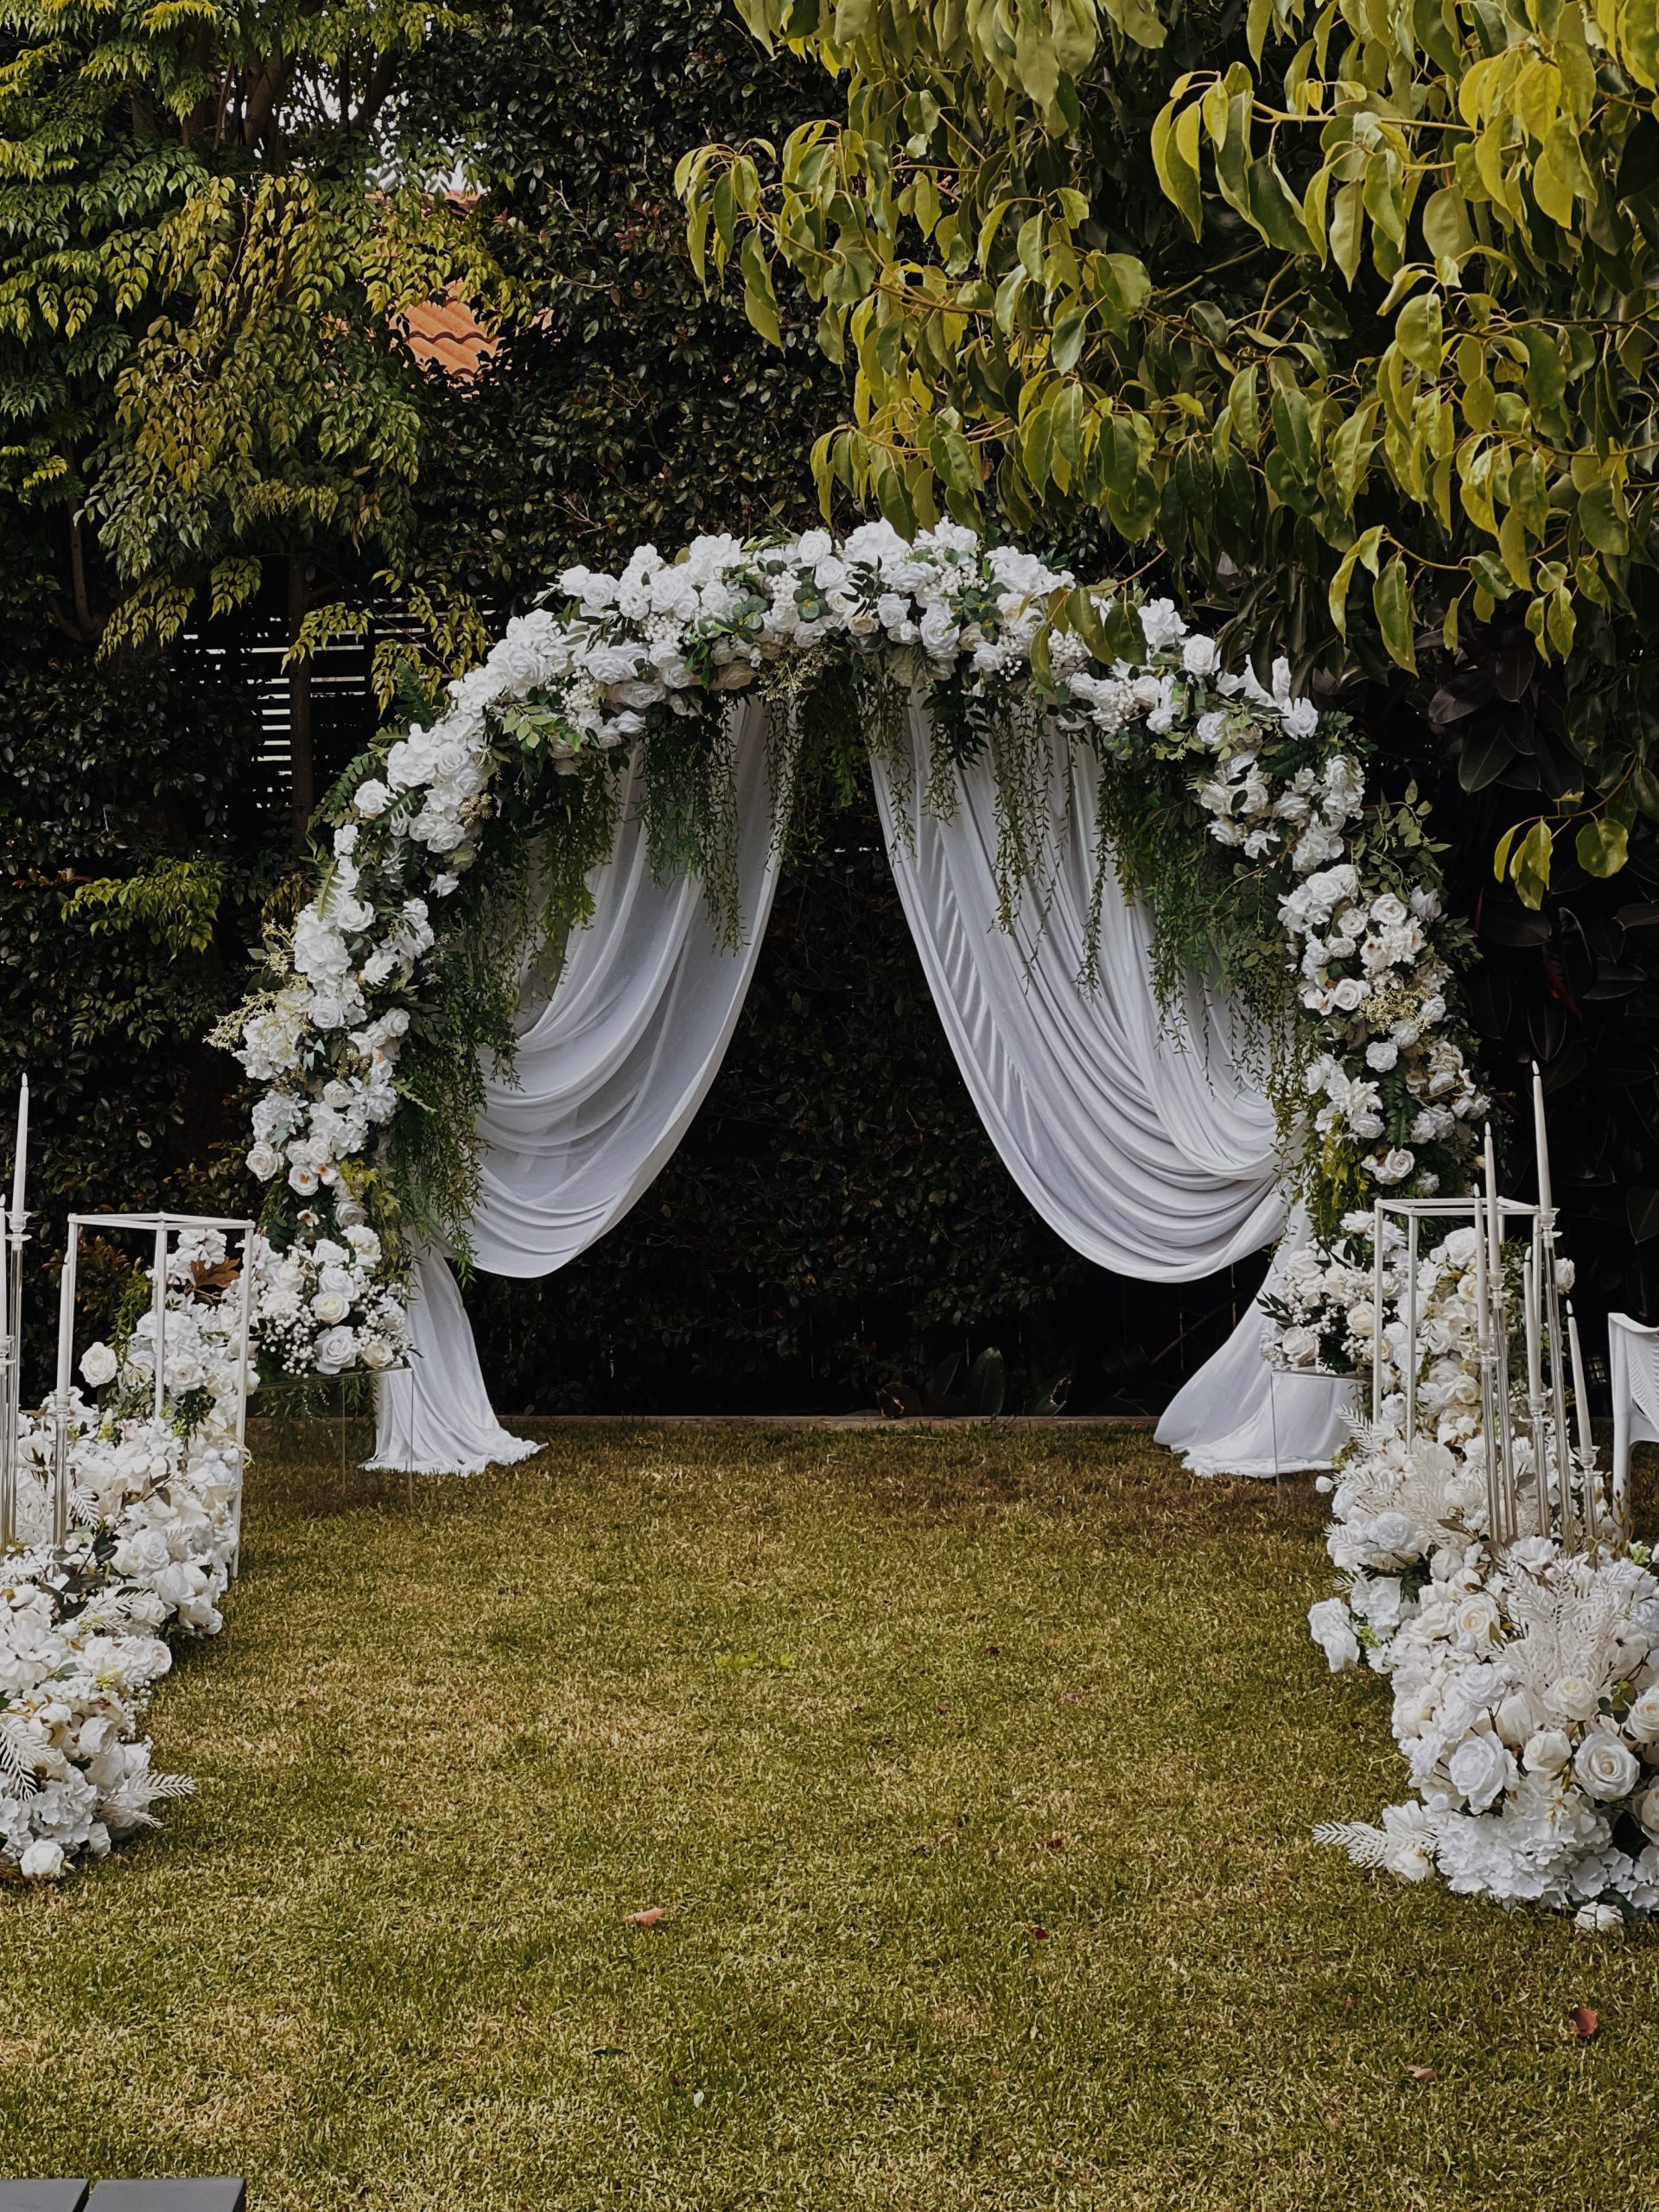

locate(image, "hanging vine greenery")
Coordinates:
216 521 1487 1375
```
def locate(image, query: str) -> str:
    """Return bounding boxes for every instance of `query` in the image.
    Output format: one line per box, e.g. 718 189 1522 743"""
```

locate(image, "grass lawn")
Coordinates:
3 1422 1659 2210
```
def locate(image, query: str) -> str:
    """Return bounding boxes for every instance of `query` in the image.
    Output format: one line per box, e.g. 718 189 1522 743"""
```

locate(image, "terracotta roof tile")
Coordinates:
404 289 499 379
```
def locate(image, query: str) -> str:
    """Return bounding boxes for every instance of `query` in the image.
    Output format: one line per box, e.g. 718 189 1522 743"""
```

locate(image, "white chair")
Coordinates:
1608 1313 1659 1524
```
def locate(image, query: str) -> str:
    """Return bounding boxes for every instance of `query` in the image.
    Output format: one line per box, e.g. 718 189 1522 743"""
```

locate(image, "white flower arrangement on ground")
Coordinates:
1306 1224 1647 1928
1 1237 249 1883
226 521 1486 1376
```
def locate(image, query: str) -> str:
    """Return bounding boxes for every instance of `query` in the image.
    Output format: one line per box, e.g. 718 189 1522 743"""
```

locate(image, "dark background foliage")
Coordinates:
2 0 1650 1413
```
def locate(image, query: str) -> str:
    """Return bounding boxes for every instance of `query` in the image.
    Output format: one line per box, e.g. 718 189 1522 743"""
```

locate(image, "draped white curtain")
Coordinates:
869 708 1351 1474
374 691 1351 1478
371 696 783 1471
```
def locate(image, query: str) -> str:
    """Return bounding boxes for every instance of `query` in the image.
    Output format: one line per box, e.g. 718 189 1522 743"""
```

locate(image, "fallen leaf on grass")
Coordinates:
626 1908 665 1928
1405 2065 1438 2084
1028 1924 1049 1941
1569 2006 1599 2040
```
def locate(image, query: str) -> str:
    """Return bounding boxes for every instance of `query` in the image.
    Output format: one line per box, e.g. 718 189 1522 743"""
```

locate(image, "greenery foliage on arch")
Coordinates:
221 522 1486 1373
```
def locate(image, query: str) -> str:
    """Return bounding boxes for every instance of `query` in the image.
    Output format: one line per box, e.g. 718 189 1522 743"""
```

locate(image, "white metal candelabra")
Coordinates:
1372 1064 1610 1554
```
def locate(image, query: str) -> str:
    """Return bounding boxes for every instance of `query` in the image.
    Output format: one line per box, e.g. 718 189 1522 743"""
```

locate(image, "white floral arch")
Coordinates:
228 519 1485 1383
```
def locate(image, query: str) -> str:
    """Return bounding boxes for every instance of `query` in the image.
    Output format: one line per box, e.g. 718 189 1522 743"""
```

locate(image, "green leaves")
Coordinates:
740 231 783 346
1373 554 1417 672
681 0 1659 868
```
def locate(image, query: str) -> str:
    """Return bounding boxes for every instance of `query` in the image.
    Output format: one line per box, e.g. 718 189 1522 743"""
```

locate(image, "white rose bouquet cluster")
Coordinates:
2 1255 250 1884
1305 1224 1652 1928
1260 1218 1398 1375
226 520 1484 1376
245 1217 404 1376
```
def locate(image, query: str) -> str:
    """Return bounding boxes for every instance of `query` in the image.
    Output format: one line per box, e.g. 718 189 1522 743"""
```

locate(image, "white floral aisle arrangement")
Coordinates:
224 520 1487 1376
1 1230 249 1882
1306 1217 1659 1929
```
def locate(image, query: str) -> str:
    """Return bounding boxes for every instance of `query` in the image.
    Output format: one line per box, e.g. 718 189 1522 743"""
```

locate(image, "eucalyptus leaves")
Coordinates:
226 519 1484 1376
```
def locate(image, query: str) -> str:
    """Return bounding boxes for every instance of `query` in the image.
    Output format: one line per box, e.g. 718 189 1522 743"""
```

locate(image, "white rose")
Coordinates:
1625 1687 1659 1741
1370 893 1409 926
311 1290 351 1325
1494 1689 1540 1747
1453 1592 1500 1646
355 779 391 817
359 1337 396 1372
1307 1597 1360 1672
1446 1731 1515 1813
314 1325 357 1373
1574 1902 1624 1936
1332 977 1366 1013
1181 635 1220 676
1279 1325 1319 1366
1547 1675 1602 1724
1632 1781 1659 1841
79 1342 118 1389
247 1141 283 1181
1574 1731 1641 1802
19 1840 65 1881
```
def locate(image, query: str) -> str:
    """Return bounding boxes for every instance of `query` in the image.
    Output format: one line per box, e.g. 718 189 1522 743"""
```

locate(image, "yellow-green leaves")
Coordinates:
1497 820 1554 908
740 232 783 347
1151 98 1203 240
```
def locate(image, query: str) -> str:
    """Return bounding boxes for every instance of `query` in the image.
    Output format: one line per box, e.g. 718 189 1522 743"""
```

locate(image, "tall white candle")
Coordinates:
1483 1125 1503 1285
1567 1302 1592 1458
10 1074 26 1223
54 1238 74 1404
1532 1060 1553 1221
1472 1188 1489 1336
1523 1246 1543 1402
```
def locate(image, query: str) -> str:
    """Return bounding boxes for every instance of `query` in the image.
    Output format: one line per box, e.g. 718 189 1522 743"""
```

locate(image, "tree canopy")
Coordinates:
681 0 1659 899
0 0 512 663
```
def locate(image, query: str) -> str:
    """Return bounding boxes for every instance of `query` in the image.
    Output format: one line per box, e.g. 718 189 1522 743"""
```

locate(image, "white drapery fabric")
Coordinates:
868 708 1351 1474
371 696 783 1471
376 692 1350 1478
367 1248 542 1476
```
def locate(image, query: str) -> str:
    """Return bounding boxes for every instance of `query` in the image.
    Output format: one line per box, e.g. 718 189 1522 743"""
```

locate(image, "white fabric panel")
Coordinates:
366 1248 543 1476
372 696 782 1471
466 696 782 1275
1154 1258 1355 1477
869 707 1350 1474
1609 1312 1659 1510
868 708 1282 1278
